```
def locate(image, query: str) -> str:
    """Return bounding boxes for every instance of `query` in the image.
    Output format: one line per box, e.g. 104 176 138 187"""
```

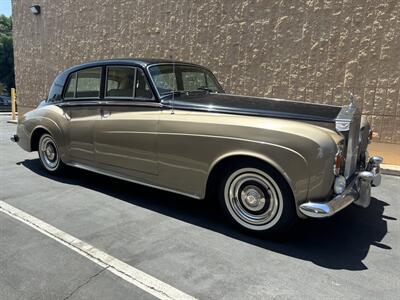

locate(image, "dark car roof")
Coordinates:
47 58 211 102
66 58 202 72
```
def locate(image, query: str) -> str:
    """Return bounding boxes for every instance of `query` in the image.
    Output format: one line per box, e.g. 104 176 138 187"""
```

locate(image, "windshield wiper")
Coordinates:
196 87 215 93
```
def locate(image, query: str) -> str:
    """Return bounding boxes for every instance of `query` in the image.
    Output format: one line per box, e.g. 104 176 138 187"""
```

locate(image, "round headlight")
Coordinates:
334 175 346 194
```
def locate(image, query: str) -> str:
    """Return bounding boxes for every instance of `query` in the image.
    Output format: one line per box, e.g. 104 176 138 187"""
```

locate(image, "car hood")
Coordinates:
162 92 342 123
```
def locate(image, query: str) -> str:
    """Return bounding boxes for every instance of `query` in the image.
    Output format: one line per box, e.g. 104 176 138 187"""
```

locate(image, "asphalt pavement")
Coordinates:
0 115 399 299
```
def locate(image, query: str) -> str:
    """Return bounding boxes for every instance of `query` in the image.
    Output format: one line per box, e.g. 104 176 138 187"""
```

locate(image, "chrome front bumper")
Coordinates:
299 156 383 218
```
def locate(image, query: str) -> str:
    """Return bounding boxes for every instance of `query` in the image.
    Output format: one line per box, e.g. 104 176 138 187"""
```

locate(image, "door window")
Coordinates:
105 66 154 100
135 69 153 100
64 73 77 99
106 66 135 98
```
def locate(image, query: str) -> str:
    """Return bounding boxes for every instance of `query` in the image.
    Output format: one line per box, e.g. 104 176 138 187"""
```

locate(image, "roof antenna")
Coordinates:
169 54 175 115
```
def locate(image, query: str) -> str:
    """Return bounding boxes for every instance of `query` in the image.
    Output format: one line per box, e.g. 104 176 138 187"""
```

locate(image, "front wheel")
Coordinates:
38 133 65 174
218 164 297 236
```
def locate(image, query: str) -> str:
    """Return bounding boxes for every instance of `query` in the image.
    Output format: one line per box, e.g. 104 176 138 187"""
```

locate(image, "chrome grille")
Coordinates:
344 113 361 178
335 104 362 178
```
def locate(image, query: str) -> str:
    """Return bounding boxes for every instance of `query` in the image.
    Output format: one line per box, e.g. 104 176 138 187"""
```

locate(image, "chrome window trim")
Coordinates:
57 100 162 108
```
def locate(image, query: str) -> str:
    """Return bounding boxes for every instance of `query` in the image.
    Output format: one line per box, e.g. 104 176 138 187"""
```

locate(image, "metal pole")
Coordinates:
11 88 16 120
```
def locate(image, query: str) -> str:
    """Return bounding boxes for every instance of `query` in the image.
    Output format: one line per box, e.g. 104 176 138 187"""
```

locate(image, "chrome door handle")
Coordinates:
63 111 71 121
101 109 111 118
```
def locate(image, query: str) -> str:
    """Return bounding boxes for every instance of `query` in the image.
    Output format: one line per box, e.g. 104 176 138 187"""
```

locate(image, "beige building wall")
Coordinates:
12 0 400 143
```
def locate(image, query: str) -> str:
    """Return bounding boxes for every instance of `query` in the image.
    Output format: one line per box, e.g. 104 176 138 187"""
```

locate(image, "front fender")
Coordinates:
207 144 309 207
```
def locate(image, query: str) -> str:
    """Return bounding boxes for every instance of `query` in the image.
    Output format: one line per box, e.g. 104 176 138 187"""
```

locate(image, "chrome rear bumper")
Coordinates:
10 134 19 142
299 156 383 218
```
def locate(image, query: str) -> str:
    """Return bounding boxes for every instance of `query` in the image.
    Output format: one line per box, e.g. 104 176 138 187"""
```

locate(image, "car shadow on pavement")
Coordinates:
19 158 392 271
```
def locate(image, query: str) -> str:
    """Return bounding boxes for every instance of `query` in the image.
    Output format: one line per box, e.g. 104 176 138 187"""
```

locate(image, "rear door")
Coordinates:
62 67 102 166
94 66 159 177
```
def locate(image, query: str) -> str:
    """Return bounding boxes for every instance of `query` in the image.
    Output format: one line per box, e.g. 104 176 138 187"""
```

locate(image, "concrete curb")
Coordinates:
381 164 400 176
0 112 17 115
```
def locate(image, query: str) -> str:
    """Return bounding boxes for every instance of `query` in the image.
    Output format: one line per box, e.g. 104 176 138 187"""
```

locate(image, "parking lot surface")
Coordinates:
1 115 399 299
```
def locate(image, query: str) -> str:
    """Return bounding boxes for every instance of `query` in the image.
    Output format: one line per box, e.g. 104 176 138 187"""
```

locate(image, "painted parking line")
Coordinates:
0 200 196 300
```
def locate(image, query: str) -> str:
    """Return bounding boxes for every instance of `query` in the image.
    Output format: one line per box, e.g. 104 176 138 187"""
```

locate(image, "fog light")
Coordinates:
334 175 346 194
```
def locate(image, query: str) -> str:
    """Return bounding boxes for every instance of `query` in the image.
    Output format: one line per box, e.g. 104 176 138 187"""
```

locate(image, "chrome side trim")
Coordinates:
65 161 202 200
57 100 162 108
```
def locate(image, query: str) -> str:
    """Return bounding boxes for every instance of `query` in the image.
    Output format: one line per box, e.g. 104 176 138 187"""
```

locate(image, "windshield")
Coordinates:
149 64 224 96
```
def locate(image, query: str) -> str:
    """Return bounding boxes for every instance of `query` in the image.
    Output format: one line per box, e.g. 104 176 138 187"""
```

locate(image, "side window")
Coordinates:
106 66 135 98
182 71 206 91
64 73 77 99
76 67 101 98
206 74 219 91
135 69 153 100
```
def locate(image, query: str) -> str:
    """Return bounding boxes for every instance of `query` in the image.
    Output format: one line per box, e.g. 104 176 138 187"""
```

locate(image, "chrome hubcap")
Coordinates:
39 136 59 171
46 145 55 160
225 169 282 228
241 185 266 212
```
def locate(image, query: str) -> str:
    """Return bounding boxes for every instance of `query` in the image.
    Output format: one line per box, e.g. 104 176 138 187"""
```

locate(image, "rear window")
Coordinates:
64 67 101 99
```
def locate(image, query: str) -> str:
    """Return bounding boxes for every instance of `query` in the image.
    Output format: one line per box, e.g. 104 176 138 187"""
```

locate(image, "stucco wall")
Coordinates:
12 0 400 143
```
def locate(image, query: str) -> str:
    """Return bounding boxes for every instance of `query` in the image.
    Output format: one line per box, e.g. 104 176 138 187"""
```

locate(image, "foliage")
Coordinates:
0 15 14 94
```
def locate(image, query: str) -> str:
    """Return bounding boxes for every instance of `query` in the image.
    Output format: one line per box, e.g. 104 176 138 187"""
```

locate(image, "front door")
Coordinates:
94 66 159 176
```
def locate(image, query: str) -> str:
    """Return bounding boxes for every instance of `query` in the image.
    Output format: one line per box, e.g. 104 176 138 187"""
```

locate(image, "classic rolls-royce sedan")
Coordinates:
12 58 383 235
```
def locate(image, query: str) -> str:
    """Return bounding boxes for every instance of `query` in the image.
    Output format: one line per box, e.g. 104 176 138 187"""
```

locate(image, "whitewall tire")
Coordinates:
218 163 297 235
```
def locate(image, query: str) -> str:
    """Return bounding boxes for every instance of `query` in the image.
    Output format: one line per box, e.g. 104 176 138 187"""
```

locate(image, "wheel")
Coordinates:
218 163 297 236
38 133 65 174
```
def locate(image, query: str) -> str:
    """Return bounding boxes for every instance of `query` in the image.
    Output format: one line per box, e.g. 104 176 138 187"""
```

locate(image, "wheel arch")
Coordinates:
205 152 296 201
30 126 51 151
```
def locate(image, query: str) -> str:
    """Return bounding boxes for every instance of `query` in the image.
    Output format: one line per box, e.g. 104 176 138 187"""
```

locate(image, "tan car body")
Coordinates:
16 100 343 218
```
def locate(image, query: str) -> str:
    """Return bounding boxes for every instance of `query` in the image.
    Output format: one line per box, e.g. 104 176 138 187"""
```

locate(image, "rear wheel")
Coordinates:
38 133 65 174
218 163 297 235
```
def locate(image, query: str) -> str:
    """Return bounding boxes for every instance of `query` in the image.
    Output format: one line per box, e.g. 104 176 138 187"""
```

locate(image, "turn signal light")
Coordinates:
368 130 373 142
334 151 345 175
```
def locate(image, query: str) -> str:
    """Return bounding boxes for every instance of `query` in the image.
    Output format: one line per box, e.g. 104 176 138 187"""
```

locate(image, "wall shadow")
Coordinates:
18 158 392 271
